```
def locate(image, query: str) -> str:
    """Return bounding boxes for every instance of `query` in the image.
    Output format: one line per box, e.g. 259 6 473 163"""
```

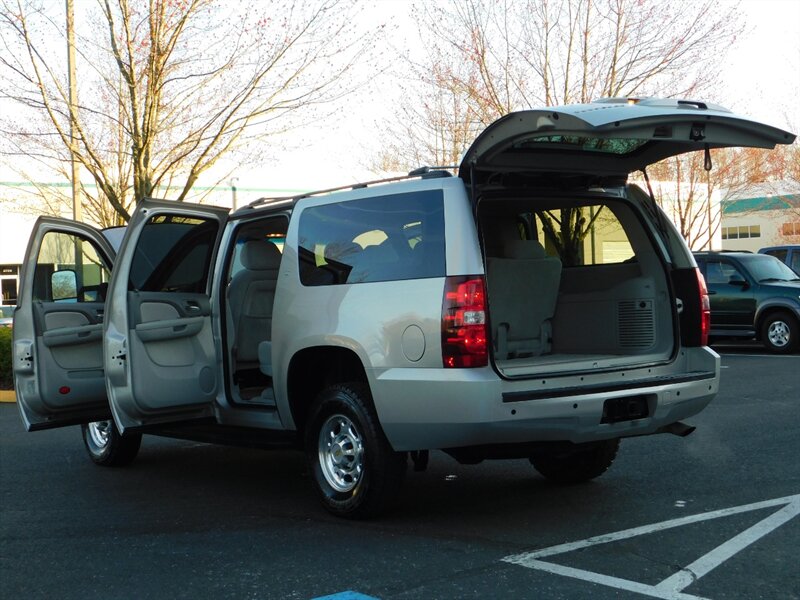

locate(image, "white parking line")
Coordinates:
720 354 800 358
503 494 800 599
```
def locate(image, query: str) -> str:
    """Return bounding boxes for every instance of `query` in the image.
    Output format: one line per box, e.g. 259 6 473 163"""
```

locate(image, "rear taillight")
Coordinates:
696 268 711 346
442 276 488 368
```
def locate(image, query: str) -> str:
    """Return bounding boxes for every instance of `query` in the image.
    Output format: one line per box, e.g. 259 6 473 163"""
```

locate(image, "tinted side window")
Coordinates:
33 232 111 302
129 215 218 293
767 249 788 263
704 259 745 285
298 191 445 286
791 252 800 274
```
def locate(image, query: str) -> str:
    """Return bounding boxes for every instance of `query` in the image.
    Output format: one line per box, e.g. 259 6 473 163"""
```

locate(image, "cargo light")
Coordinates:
441 276 488 368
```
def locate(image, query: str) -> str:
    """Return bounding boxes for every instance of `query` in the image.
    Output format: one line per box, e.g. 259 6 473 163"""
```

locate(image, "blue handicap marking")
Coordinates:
312 592 380 600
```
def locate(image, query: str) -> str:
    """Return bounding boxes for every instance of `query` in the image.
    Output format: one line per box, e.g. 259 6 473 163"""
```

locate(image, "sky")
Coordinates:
1 0 799 197
716 0 800 128
231 0 800 195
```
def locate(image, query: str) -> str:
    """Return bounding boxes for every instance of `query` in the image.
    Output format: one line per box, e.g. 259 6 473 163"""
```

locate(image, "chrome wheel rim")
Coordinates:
88 420 112 449
318 414 364 493
767 320 790 348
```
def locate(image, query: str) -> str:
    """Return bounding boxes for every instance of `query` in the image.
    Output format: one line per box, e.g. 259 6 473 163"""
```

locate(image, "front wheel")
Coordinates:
81 420 142 467
530 439 620 484
760 311 798 354
305 383 406 518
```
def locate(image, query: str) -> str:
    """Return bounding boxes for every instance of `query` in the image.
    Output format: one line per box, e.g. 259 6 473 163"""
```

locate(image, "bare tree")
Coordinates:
371 0 757 252
375 0 743 173
1 0 374 222
643 145 800 249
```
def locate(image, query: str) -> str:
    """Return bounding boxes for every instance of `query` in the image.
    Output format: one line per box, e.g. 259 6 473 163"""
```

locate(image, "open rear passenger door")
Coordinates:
13 218 115 430
104 199 229 432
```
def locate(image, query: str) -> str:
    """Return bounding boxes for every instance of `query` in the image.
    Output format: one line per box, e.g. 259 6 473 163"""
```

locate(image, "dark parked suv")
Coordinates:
694 252 800 353
759 245 800 275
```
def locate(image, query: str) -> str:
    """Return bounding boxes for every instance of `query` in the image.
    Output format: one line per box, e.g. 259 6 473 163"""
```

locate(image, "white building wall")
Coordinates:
645 180 723 251
719 210 785 252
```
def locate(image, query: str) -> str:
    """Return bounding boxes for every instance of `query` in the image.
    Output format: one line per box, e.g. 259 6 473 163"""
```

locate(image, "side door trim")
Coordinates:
13 217 116 431
104 199 230 432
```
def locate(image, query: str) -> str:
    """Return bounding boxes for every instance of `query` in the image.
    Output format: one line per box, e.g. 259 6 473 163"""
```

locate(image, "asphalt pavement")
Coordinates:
1 347 798 599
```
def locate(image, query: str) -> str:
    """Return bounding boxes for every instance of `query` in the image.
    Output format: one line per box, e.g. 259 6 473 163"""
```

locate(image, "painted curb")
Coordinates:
0 390 16 403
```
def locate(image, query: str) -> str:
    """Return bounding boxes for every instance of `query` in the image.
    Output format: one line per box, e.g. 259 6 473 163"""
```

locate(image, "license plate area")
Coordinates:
601 394 652 423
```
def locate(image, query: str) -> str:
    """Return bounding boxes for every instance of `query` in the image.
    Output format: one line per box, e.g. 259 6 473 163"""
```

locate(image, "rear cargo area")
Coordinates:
478 190 676 377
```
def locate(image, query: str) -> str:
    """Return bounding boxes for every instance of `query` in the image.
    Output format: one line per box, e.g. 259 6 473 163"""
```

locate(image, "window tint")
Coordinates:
298 191 445 286
129 215 218 293
34 232 111 302
704 260 745 285
764 249 787 262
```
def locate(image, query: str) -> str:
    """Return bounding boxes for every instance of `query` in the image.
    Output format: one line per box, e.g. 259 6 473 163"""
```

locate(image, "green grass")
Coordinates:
0 328 12 390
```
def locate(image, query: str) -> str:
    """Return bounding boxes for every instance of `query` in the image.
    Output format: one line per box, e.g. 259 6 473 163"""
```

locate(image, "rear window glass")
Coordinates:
298 190 445 286
514 136 648 155
534 204 635 266
481 201 639 267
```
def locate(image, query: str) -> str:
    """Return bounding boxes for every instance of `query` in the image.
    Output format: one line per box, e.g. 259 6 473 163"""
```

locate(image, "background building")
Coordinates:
720 184 800 252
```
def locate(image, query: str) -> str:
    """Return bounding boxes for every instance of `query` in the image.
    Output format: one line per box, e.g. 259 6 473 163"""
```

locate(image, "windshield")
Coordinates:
742 255 800 282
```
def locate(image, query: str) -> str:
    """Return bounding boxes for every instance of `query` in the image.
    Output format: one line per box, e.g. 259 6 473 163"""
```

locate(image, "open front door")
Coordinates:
13 218 115 431
104 199 229 431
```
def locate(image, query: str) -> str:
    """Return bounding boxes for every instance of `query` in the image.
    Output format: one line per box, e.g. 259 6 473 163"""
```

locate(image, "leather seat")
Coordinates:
228 240 282 369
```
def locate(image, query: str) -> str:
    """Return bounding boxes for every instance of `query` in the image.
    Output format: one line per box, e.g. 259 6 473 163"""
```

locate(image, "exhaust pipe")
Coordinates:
657 421 696 437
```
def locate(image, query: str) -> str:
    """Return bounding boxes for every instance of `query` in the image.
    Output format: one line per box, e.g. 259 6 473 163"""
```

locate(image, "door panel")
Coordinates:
704 259 755 332
13 218 115 431
104 200 229 431
128 291 216 412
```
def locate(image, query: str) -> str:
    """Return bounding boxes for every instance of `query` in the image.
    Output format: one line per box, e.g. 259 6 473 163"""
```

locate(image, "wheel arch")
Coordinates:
286 345 369 435
754 301 800 339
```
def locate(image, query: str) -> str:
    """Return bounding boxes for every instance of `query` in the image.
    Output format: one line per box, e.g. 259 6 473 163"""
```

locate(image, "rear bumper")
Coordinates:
370 348 720 451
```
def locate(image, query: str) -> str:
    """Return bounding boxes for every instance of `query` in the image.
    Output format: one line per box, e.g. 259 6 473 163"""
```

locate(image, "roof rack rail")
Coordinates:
243 166 457 210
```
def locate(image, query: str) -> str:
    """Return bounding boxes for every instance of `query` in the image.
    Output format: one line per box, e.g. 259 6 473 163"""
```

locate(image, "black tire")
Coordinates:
760 311 798 354
530 439 620 484
81 420 142 467
305 382 406 518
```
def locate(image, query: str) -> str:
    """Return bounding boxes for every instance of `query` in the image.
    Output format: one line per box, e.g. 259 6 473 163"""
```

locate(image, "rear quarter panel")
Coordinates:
271 178 482 430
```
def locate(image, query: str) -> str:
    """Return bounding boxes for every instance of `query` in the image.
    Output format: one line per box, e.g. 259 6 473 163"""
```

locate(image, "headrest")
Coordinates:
324 242 361 264
504 240 547 259
241 240 282 270
482 216 521 256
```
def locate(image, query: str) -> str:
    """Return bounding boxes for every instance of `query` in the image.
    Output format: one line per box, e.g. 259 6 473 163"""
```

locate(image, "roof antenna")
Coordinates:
704 144 713 171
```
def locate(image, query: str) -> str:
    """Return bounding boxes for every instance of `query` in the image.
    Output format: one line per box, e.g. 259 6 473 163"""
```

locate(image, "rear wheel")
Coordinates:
530 439 620 484
81 420 142 467
305 383 406 518
760 311 798 353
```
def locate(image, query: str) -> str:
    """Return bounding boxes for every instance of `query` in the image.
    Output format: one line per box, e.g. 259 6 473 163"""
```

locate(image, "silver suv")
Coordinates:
13 98 795 517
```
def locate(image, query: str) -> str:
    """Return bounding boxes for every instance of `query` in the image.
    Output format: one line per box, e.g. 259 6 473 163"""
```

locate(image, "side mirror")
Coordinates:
51 270 77 302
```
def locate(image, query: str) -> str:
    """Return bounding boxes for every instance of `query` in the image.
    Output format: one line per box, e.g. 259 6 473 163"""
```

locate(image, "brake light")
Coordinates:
696 268 710 346
442 276 488 368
